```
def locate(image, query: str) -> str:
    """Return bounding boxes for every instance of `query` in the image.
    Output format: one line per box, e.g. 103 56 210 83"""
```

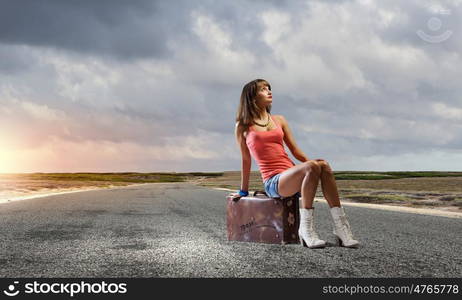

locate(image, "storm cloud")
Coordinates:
0 0 461 172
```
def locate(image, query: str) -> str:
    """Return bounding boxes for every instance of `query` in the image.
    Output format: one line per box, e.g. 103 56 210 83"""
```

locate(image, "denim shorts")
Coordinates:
264 173 302 199
264 173 282 198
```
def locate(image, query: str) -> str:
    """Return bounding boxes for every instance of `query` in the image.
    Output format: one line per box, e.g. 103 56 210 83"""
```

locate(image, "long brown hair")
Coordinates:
236 79 272 129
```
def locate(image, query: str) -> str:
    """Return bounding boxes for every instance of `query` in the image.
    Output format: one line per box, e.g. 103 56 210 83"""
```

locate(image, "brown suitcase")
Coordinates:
226 191 300 244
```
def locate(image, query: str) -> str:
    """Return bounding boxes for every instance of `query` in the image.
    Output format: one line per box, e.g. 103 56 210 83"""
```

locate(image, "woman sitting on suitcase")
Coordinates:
233 79 359 249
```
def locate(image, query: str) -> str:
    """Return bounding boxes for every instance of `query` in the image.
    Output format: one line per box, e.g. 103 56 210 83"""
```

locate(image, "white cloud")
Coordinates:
20 101 67 122
260 10 292 45
169 11 257 85
432 102 462 120
48 54 122 106
337 149 462 171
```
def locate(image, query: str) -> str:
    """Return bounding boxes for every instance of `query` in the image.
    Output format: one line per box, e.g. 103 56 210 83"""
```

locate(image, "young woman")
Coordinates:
233 79 359 249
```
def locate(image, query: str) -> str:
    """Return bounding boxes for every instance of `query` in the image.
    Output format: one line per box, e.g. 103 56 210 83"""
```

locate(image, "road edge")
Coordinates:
213 187 462 219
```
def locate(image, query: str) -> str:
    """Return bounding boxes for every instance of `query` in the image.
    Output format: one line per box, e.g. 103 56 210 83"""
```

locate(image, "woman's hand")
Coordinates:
229 192 243 201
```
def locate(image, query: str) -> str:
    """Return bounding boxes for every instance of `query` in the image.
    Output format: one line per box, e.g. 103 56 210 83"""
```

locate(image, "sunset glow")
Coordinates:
0 144 20 174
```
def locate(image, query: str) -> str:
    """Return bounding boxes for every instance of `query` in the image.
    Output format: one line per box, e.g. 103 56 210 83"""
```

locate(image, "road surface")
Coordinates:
0 183 460 277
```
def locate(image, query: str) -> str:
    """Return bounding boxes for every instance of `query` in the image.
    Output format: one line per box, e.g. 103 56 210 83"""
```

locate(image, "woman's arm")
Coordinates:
235 122 251 191
276 115 310 163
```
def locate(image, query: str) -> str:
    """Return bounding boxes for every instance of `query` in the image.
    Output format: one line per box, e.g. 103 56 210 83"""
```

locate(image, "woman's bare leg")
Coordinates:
316 160 341 208
277 161 322 209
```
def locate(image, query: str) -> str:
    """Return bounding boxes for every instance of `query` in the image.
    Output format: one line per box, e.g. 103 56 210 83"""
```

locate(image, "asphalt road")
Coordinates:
0 183 461 278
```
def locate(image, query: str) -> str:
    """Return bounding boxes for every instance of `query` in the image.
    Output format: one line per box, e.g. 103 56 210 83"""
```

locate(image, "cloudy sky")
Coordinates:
0 0 461 173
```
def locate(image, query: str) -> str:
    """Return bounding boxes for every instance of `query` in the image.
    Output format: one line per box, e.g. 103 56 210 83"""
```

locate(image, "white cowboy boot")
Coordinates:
330 206 359 248
298 208 326 248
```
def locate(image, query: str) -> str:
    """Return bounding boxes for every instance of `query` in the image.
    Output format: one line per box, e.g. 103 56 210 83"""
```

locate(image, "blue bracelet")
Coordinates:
238 189 249 197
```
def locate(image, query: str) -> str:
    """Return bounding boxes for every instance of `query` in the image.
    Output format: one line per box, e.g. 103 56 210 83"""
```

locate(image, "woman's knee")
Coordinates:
317 160 333 175
303 161 321 176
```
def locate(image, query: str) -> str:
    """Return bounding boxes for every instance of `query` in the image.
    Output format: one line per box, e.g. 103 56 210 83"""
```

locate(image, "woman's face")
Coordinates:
254 82 272 108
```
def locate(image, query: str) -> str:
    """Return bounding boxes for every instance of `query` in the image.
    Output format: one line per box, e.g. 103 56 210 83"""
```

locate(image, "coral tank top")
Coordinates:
245 115 295 182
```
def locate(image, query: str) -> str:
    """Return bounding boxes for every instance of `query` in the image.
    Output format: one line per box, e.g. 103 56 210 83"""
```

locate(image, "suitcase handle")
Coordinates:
231 190 267 202
253 190 268 197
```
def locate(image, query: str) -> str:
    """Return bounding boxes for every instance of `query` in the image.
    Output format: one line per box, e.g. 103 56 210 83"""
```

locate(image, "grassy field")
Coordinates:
195 171 462 211
0 172 222 198
1 171 462 211
0 172 223 183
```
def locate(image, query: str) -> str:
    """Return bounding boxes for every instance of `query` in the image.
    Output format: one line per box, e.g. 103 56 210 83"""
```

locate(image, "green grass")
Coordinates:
3 171 461 183
342 193 413 203
3 172 224 183
453 198 462 207
333 171 462 180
